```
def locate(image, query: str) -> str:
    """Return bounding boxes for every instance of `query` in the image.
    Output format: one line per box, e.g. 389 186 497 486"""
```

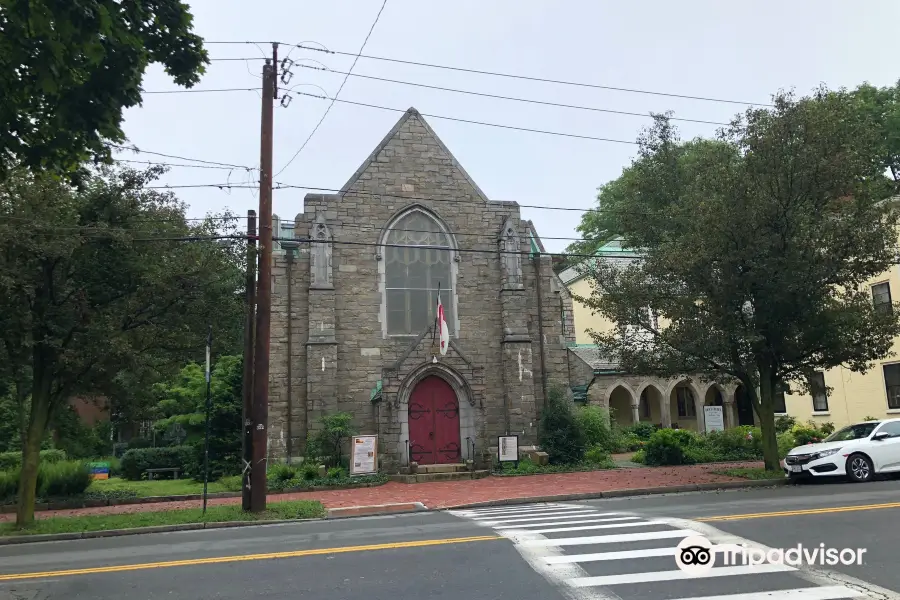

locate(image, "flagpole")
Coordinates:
432 282 440 363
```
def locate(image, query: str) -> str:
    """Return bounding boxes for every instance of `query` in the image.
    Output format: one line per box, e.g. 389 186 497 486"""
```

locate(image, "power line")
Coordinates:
142 181 610 214
292 92 638 144
142 87 261 94
114 159 240 171
274 1 389 178
206 43 771 107
296 64 729 126
106 144 257 171
292 45 773 108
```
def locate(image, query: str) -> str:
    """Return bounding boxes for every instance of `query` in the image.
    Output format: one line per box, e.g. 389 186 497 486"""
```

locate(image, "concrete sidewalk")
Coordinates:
0 462 765 522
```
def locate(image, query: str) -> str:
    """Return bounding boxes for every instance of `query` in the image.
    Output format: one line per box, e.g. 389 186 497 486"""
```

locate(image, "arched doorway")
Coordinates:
735 385 755 426
408 376 461 464
608 385 634 427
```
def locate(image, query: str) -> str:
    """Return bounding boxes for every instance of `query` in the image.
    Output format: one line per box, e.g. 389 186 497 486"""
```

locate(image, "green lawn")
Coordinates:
0 500 325 536
87 477 235 497
715 467 786 480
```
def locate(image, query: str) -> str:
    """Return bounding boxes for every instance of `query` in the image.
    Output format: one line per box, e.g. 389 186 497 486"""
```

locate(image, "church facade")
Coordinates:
266 108 580 471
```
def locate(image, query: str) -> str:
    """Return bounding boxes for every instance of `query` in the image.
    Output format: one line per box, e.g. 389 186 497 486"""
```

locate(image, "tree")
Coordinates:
573 88 900 471
0 0 208 180
0 166 244 525
151 355 243 480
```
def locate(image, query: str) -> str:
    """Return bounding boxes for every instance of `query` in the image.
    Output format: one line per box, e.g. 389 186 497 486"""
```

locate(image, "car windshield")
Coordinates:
823 422 880 442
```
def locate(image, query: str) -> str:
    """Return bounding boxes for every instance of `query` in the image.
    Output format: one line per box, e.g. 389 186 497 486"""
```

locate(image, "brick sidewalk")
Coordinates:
0 462 764 522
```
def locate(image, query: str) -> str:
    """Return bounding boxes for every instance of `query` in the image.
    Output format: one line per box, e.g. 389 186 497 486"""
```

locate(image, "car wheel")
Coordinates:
846 453 873 483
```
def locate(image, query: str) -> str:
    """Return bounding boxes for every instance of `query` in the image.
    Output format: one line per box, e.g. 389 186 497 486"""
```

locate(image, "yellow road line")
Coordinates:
697 501 900 522
0 535 502 582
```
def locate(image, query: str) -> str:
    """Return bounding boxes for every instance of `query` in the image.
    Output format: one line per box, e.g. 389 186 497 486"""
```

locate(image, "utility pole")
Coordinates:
202 325 212 515
250 48 276 513
241 210 257 511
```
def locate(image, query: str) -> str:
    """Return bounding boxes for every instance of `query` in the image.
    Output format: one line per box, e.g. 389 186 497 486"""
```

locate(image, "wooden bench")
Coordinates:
145 467 180 480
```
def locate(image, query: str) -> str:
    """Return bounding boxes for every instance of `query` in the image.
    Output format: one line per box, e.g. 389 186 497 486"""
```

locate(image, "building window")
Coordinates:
809 371 828 412
774 390 787 414
883 364 900 410
872 282 892 315
676 386 696 418
384 209 454 335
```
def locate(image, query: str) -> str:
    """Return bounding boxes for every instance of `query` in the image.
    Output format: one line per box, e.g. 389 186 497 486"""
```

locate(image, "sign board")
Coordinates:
88 462 110 480
704 406 725 432
498 435 519 463
350 435 378 475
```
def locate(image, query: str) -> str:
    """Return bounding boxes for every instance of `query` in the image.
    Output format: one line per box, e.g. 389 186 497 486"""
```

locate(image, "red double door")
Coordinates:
408 376 461 464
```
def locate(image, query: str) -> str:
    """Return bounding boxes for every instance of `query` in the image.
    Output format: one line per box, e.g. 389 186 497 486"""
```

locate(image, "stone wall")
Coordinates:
266 108 575 470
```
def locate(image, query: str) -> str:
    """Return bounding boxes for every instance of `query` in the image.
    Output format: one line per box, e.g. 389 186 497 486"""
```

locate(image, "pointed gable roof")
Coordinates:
338 107 491 203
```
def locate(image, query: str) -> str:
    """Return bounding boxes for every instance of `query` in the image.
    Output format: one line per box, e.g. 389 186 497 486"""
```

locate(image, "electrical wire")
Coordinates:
203 42 772 107
106 144 256 171
273 0 389 178
292 92 638 144
296 64 729 126
142 87 261 94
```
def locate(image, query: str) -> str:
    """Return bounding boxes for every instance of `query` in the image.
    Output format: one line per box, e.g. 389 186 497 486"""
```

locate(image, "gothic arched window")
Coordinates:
384 209 455 335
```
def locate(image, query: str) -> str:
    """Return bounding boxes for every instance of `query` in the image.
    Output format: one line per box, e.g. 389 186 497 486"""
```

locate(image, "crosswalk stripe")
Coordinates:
544 547 678 563
476 511 604 524
462 506 590 518
568 563 796 587
526 520 667 534
494 516 641 529
452 503 573 513
662 586 867 600
519 529 699 546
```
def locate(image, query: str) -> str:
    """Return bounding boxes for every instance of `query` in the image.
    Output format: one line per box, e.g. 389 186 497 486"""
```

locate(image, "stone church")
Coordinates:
266 107 586 471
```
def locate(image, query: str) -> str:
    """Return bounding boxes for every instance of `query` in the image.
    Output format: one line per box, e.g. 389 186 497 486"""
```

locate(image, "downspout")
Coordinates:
533 256 549 426
285 247 294 463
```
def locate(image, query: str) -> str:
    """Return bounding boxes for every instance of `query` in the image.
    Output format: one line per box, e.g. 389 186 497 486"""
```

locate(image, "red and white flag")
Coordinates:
437 295 449 356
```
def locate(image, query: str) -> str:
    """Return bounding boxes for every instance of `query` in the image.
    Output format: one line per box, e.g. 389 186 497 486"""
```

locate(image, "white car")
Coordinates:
783 418 900 482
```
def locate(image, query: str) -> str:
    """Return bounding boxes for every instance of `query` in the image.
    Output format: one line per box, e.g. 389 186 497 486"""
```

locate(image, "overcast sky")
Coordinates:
117 0 900 253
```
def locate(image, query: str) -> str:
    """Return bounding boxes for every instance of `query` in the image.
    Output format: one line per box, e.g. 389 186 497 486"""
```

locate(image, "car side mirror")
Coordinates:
873 432 890 441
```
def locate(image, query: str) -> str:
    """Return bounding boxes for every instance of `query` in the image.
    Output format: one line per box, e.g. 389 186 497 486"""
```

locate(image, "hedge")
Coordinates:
0 449 67 471
0 459 93 501
120 446 195 480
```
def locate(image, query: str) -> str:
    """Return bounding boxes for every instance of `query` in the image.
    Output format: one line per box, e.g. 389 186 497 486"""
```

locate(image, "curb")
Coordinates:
442 479 787 509
0 517 325 546
327 502 428 519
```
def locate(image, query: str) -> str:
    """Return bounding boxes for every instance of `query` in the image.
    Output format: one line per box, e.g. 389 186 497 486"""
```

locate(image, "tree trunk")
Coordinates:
755 363 781 472
15 376 52 527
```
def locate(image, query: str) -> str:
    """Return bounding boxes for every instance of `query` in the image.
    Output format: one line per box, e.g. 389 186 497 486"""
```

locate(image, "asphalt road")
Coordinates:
1 478 899 600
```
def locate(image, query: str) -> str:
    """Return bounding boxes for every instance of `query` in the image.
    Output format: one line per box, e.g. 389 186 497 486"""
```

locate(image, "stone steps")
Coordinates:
417 463 467 474
389 470 491 484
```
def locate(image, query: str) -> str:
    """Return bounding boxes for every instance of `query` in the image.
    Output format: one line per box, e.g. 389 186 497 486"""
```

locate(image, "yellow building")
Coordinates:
562 237 900 431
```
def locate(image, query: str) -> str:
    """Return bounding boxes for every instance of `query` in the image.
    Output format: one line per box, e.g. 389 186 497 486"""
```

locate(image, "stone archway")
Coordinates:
636 382 667 426
396 363 476 466
605 382 636 427
666 379 703 431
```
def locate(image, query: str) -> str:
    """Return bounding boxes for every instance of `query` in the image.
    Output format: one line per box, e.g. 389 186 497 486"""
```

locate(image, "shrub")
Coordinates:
625 422 659 440
775 415 797 434
311 413 357 468
0 449 67 471
576 406 616 452
538 386 586 465
703 427 762 461
631 449 646 464
120 445 195 480
820 422 835 435
38 460 93 498
302 464 320 480
127 438 153 450
584 445 612 466
327 467 347 479
643 429 699 466
0 470 16 501
777 431 796 458
791 423 823 446
268 463 299 484
219 475 243 492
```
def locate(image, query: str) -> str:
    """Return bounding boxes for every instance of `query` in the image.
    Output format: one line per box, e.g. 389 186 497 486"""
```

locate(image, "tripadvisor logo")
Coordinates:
675 535 867 575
